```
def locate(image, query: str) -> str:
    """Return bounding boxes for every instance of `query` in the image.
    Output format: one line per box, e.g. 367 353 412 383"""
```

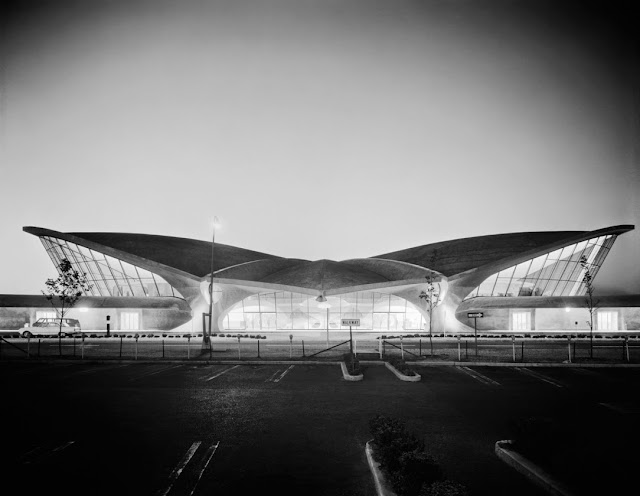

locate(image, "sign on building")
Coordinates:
467 312 484 318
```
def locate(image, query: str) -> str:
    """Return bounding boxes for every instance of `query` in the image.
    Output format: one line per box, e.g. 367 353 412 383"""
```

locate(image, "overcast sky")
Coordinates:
1 0 638 295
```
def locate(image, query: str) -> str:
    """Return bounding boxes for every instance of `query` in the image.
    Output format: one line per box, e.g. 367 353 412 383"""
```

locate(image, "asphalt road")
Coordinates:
1 361 638 495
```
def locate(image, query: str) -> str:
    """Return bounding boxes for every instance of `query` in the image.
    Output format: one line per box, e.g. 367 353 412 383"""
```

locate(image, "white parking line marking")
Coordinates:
156 441 202 496
188 441 220 496
130 364 183 381
456 366 501 386
514 367 564 388
65 364 131 377
266 369 282 382
274 365 294 382
20 441 75 464
204 365 239 382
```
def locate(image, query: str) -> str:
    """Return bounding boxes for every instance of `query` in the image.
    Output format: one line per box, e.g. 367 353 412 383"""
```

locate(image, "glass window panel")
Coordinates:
543 279 562 296
276 293 292 313
506 278 524 297
569 241 588 261
512 260 532 279
292 311 308 330
497 266 515 279
547 248 563 261
127 279 145 297
373 313 389 330
526 255 548 279
276 313 292 329
554 279 572 296
388 313 404 331
550 260 570 280
517 280 536 296
261 313 277 330
477 274 498 297
145 281 160 297
308 312 324 329
357 292 374 313
492 278 512 297
243 295 261 313
558 245 577 262
119 260 141 279
259 293 276 312
358 312 373 329
226 310 246 330
389 295 406 313
328 313 341 329
373 293 390 312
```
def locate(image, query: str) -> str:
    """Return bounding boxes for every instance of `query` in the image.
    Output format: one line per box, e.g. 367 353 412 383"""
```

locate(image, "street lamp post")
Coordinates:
206 216 219 349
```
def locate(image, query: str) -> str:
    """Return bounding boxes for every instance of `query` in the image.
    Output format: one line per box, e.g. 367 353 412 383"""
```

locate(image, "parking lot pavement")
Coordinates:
3 363 639 495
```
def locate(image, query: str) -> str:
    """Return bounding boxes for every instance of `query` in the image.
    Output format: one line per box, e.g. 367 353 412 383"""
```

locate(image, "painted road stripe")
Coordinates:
265 369 282 382
65 363 131 377
456 366 501 386
130 364 183 381
274 365 294 382
187 441 220 496
514 367 564 388
156 441 202 496
20 441 75 464
204 365 239 382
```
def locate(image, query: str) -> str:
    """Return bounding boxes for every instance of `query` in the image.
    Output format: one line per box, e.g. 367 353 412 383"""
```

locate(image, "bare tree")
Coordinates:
579 255 599 359
43 258 92 356
419 275 440 356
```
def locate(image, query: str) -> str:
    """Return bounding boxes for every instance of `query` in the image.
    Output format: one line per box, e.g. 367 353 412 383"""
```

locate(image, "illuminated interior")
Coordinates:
41 236 184 299
464 235 617 300
223 291 427 331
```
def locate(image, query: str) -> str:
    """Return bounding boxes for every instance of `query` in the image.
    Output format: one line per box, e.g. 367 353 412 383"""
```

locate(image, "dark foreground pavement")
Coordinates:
2 361 637 495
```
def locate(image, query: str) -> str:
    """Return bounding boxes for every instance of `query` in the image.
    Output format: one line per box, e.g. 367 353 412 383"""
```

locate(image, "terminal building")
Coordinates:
1 225 639 335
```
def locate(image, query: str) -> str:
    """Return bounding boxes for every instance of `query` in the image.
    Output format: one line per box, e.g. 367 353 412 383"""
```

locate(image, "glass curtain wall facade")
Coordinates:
223 291 426 331
40 236 183 299
464 235 617 300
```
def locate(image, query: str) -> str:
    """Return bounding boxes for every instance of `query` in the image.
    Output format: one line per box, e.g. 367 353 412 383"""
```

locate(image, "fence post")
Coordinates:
257 338 261 358
73 336 76 357
457 336 461 361
162 339 164 358
188 335 191 360
379 337 382 359
568 336 572 363
625 337 630 362
465 340 468 360
27 336 31 359
521 341 524 362
512 335 516 362
135 334 139 360
354 339 357 357
120 336 123 359
289 334 293 359
419 339 422 357
302 340 305 357
400 336 404 360
38 338 41 358
80 335 84 360
237 335 241 359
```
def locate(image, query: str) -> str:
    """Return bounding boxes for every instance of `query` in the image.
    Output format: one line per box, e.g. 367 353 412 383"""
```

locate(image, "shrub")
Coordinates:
343 352 361 375
126 335 132 338
90 334 97 338
388 358 416 376
141 334 146 338
390 449 442 496
162 334 167 338
420 480 469 496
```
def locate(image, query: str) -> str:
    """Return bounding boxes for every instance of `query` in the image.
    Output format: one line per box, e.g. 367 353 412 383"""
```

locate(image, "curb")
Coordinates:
384 361 421 381
340 361 363 381
415 361 640 368
495 440 575 496
365 441 397 496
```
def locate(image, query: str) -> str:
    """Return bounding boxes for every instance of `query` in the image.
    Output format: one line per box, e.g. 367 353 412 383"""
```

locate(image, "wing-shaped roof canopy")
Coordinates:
372 227 633 277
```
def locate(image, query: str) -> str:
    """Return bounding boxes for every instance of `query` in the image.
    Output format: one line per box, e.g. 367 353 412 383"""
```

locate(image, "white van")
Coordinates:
18 318 82 338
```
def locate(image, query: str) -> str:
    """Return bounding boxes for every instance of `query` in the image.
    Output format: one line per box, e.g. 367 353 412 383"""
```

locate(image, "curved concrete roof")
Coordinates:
373 226 634 277
260 259 389 291
24 225 634 294
24 227 284 277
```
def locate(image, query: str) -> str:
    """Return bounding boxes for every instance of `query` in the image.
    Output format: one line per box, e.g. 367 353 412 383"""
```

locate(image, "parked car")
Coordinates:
19 318 82 338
